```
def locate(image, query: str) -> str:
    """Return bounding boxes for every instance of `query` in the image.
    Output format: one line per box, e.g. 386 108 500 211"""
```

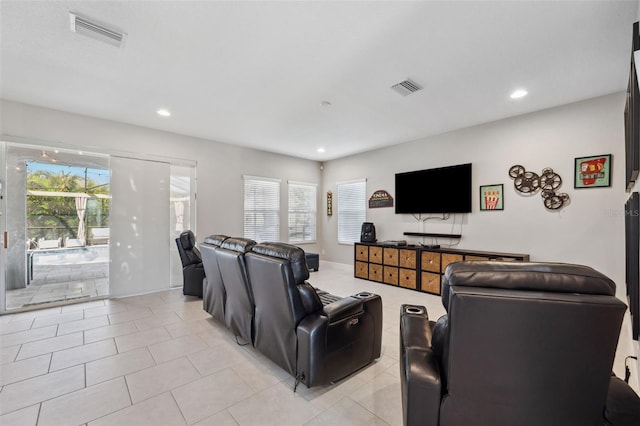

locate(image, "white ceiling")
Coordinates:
1 1 637 161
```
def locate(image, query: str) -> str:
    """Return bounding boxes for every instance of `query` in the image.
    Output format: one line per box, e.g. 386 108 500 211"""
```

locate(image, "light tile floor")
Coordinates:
7 247 109 310
0 261 446 426
6 274 109 311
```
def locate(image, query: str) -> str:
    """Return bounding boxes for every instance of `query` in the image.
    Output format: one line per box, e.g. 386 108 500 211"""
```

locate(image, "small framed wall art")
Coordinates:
574 154 612 189
480 184 504 211
368 189 394 208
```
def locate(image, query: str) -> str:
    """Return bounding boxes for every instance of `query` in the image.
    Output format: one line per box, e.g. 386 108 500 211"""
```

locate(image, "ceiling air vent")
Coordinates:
69 12 126 48
391 79 423 96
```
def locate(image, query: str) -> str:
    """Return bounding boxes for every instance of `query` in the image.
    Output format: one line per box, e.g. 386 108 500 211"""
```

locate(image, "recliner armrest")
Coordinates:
182 263 204 272
400 304 440 426
298 282 323 314
400 305 432 348
402 347 441 426
184 262 204 272
604 374 640 426
323 297 364 324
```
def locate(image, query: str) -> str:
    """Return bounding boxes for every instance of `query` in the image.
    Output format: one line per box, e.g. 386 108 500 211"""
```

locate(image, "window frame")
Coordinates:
287 180 317 244
336 178 367 245
243 175 281 242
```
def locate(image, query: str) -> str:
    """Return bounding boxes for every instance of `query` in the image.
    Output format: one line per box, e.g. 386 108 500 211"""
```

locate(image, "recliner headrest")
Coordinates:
178 231 196 250
203 234 229 247
220 237 256 253
442 261 616 310
250 242 310 284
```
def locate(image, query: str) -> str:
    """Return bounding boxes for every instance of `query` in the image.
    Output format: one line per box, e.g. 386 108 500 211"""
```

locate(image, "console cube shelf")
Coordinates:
354 242 529 295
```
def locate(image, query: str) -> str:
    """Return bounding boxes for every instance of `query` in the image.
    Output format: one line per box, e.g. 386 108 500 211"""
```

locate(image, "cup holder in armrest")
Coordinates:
405 306 425 315
355 292 373 298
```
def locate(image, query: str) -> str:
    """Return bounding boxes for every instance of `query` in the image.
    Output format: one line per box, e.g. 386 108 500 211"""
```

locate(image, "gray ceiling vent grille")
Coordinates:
70 12 126 48
391 79 423 96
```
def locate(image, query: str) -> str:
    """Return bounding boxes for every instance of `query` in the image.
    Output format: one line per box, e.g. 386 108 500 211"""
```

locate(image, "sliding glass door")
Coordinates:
1 140 197 313
108 156 169 297
105 157 196 296
170 165 197 288
0 143 6 313
0 142 110 313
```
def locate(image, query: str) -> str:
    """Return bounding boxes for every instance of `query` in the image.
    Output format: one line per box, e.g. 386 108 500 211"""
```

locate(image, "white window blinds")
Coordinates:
244 175 280 242
337 179 366 244
288 181 317 243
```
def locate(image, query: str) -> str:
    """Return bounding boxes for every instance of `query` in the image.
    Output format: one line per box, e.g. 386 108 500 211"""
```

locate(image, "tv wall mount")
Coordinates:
509 165 570 210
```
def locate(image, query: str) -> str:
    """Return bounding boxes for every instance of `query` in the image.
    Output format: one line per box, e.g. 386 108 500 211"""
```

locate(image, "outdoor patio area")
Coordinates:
6 246 109 311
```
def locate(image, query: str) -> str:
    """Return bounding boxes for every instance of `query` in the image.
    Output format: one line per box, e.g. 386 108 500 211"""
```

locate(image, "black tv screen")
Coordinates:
626 191 639 340
395 163 472 214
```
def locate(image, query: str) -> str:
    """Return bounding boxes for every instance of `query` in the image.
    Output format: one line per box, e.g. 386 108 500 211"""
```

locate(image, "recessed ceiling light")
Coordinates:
157 109 171 117
319 101 332 108
510 89 528 99
317 148 325 153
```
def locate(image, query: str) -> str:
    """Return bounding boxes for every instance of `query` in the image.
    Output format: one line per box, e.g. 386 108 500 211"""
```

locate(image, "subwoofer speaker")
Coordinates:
360 222 377 243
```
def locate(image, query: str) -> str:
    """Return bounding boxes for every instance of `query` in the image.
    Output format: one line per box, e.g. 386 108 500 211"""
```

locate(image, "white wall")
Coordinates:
0 100 323 253
323 93 626 287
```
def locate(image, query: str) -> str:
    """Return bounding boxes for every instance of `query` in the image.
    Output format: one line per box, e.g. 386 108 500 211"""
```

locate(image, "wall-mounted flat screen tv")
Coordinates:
625 191 639 340
395 163 472 214
625 21 639 192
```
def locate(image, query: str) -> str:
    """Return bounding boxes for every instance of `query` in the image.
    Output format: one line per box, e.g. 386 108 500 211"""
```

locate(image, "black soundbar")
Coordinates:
403 232 462 239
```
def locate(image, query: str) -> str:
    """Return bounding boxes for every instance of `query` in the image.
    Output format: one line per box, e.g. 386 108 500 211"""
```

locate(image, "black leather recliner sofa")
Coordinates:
199 237 383 388
245 242 382 388
200 234 229 321
400 261 640 426
175 230 205 298
215 237 257 345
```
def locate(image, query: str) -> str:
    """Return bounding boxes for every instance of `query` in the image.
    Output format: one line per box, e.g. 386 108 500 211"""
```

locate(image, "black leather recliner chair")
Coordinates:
400 261 640 426
175 230 205 298
200 234 229 321
215 237 257 345
245 242 383 388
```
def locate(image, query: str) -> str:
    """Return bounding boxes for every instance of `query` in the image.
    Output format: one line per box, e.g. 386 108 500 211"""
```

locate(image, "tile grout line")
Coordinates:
168 390 190 426
123 374 134 410
146 342 160 365
35 402 43 426
226 407 242 426
352 396 392 426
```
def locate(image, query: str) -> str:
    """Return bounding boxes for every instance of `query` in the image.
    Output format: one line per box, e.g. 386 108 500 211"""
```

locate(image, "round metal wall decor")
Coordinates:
539 168 562 190
514 171 540 193
509 165 540 194
508 165 525 179
542 192 570 210
509 165 569 210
